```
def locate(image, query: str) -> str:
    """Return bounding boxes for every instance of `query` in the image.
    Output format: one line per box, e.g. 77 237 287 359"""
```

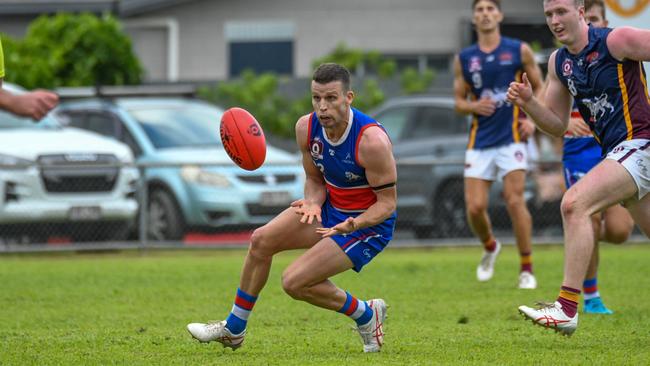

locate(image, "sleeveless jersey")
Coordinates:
555 26 650 155
459 37 524 149
308 108 394 216
563 103 601 160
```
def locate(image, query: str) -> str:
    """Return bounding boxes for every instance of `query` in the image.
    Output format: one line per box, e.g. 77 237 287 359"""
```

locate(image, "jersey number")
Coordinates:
567 78 578 97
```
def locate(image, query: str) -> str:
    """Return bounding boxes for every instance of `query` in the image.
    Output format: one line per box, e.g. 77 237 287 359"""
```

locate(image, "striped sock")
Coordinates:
225 288 257 335
557 286 580 317
338 291 373 326
483 237 497 252
520 252 533 273
583 277 600 300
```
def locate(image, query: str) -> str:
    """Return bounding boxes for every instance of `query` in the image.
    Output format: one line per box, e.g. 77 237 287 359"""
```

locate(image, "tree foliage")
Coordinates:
1 13 142 89
200 43 437 138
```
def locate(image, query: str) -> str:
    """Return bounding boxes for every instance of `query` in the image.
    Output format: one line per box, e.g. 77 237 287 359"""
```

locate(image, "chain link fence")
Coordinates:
0 157 580 251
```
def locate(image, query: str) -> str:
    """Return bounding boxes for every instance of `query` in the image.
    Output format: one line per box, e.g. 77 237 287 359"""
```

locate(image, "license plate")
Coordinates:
260 191 291 206
69 206 102 221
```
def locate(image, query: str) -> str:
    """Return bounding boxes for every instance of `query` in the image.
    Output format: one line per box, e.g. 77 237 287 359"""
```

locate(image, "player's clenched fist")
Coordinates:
506 72 533 107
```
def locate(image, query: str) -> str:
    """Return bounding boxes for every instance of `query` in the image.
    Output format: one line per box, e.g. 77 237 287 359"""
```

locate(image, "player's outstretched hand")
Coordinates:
14 90 59 121
290 199 322 224
507 72 533 107
316 217 356 238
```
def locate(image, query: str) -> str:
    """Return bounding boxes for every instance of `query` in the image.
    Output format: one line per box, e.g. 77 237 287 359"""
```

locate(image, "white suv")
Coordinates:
0 83 139 243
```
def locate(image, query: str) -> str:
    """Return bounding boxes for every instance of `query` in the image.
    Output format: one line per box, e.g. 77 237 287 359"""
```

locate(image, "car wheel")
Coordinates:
148 189 184 241
434 180 471 238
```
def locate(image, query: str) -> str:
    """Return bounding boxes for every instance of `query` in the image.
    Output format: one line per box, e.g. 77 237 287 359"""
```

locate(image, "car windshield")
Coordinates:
128 102 224 149
0 110 59 129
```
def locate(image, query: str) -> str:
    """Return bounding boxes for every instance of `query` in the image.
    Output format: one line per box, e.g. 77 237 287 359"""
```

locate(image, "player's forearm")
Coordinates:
303 178 326 206
350 199 396 230
455 98 477 115
0 89 15 111
522 97 567 137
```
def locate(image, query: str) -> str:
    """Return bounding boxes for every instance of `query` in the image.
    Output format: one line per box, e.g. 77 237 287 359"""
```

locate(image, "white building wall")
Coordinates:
132 0 545 80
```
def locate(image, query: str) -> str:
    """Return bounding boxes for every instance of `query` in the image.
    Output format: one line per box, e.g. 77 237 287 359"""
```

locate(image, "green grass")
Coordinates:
1 244 650 365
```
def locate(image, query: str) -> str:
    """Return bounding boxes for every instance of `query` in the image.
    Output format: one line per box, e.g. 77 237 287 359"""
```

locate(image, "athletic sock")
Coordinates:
520 251 533 273
225 288 257 334
557 286 580 317
338 291 373 326
483 237 497 252
583 277 600 301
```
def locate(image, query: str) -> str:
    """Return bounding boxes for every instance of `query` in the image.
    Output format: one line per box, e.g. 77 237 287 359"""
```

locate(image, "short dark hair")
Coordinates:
472 0 501 10
585 0 606 18
312 63 351 91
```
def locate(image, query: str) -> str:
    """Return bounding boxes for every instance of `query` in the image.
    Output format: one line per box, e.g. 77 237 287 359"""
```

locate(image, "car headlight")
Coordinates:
180 165 231 187
0 154 34 169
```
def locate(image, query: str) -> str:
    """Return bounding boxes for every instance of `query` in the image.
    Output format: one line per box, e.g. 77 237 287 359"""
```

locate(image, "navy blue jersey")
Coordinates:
308 108 396 219
459 37 525 149
555 26 650 155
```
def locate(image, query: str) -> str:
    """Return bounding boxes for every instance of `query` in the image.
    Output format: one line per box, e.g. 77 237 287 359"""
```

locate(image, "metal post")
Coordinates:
137 165 148 248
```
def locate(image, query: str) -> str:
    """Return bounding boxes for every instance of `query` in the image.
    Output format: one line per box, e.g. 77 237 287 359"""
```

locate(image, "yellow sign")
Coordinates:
606 0 650 17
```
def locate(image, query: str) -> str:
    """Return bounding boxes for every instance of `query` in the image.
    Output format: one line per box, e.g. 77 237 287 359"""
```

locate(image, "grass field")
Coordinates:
1 243 650 365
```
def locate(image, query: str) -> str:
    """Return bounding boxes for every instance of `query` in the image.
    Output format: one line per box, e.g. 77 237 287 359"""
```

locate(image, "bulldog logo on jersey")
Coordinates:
562 59 574 77
345 171 362 182
310 138 324 160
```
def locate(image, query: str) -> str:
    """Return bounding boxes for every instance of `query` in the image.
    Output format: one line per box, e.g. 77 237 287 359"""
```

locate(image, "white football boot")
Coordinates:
476 240 501 282
186 320 245 349
518 301 578 336
357 299 387 353
518 271 537 289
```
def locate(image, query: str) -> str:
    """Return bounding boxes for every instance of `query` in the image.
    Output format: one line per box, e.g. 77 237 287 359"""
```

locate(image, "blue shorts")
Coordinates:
563 156 601 188
321 200 396 272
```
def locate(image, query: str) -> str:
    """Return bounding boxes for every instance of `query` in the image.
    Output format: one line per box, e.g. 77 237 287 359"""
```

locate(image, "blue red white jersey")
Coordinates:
563 104 601 160
308 108 394 215
459 37 525 149
555 26 650 155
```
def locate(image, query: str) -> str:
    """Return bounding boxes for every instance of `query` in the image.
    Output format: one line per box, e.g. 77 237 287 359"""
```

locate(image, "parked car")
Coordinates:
55 96 304 241
0 83 139 243
371 95 538 238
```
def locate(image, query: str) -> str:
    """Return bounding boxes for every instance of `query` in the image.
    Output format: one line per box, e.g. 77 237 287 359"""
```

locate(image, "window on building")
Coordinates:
225 21 294 77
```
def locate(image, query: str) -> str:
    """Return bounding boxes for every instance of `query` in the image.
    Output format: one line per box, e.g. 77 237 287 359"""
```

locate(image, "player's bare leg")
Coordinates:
519 160 637 335
561 161 636 290
465 178 501 281
282 239 387 352
503 169 535 289
239 207 322 295
582 214 613 314
601 204 634 244
187 207 322 348
623 190 650 238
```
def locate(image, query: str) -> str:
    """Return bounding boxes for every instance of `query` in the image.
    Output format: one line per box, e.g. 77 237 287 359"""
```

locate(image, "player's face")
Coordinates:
544 0 585 45
585 5 608 28
472 1 503 33
311 80 354 128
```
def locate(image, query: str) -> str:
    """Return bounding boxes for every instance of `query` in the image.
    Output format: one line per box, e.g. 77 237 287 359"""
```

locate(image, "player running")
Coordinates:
187 63 397 352
508 0 650 336
559 0 634 315
454 0 543 289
